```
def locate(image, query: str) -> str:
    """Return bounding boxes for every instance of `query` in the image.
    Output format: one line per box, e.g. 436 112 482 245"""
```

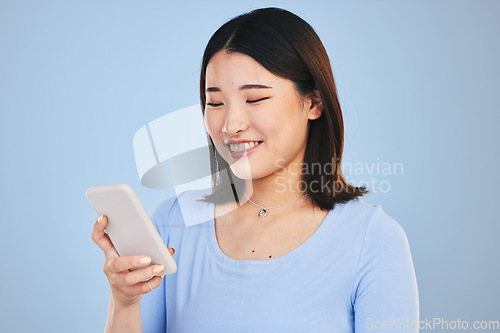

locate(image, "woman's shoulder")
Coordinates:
150 187 213 231
337 198 408 244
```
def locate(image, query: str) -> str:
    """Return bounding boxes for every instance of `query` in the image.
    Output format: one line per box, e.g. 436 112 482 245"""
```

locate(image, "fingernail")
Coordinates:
98 215 103 223
140 257 151 265
153 265 165 273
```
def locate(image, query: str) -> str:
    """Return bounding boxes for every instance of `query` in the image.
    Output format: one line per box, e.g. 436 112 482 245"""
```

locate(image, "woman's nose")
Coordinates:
222 103 249 136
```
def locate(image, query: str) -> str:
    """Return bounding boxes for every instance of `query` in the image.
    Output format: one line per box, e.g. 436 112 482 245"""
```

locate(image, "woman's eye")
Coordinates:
207 102 223 107
247 97 270 104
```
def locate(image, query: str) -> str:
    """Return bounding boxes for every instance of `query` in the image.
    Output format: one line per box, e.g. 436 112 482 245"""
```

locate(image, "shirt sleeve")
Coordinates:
351 206 420 332
140 195 179 333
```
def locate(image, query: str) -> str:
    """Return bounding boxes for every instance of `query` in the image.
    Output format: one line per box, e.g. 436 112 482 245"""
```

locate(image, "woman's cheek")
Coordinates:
204 113 219 137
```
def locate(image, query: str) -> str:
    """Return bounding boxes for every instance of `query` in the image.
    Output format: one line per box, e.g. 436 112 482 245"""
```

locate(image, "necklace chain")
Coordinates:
243 192 308 218
240 192 309 257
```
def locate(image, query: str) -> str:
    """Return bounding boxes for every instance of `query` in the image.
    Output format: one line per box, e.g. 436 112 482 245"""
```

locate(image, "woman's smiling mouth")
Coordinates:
227 141 263 158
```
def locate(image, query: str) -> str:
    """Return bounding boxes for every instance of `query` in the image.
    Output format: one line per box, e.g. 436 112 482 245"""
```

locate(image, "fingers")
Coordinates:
104 248 175 278
106 255 165 300
91 214 173 307
112 263 166 288
91 215 118 257
105 255 156 275
123 275 164 296
145 276 164 291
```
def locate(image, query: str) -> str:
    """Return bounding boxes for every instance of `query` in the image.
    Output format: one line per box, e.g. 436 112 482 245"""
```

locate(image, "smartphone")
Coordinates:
86 183 177 276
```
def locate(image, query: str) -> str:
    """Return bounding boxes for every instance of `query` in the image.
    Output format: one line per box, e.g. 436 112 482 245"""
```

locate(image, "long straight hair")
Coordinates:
198 7 367 211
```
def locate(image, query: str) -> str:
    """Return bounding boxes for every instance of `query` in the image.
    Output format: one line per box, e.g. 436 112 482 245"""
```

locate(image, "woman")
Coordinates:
92 7 419 332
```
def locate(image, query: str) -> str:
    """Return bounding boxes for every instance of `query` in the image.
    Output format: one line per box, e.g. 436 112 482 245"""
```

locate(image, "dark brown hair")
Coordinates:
198 7 367 211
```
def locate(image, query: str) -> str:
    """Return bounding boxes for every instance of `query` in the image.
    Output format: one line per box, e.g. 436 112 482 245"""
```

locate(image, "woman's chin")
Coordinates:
229 164 254 180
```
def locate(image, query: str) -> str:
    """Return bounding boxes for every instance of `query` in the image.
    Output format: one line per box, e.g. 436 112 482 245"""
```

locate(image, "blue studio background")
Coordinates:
1 0 499 332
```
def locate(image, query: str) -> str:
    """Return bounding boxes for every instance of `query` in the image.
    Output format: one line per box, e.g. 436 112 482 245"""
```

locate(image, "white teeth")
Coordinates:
229 141 261 152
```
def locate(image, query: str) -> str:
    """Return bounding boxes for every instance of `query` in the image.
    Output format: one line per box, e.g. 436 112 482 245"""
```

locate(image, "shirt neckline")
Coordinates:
206 201 347 266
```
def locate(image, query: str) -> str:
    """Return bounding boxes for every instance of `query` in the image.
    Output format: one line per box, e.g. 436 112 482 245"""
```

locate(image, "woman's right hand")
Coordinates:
91 214 176 308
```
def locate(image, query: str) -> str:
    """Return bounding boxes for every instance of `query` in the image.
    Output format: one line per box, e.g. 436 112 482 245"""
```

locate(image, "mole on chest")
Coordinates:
217 230 307 260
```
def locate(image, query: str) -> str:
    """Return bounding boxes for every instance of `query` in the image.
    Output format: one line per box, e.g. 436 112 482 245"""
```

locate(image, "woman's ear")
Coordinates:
308 89 324 120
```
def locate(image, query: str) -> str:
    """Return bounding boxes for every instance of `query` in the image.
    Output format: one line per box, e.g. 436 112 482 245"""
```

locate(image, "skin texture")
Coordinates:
204 50 324 205
204 50 329 261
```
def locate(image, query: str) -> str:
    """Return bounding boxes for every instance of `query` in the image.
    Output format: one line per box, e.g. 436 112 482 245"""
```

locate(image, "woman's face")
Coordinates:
204 50 320 181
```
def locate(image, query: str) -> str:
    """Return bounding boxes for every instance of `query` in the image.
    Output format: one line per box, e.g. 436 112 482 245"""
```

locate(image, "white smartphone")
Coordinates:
86 183 177 276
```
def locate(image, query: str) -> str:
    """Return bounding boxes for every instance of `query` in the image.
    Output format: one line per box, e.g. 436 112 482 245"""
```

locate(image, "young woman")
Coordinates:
92 7 419 332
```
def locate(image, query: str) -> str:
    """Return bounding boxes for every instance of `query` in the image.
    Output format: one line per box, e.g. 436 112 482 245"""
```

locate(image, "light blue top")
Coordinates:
140 188 419 332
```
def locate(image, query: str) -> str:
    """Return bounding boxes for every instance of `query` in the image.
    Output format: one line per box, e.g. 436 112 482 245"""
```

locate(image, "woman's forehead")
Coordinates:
206 51 289 90
207 51 266 76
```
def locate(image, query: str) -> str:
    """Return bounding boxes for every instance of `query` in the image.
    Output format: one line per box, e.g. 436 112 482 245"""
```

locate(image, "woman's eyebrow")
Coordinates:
239 84 272 90
205 84 272 92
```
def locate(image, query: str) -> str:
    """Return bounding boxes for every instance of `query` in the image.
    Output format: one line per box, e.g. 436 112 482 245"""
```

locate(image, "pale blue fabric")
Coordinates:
140 188 419 332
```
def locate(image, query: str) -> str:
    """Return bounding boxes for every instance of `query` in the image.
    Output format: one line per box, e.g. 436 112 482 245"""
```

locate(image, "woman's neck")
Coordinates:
242 161 307 207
